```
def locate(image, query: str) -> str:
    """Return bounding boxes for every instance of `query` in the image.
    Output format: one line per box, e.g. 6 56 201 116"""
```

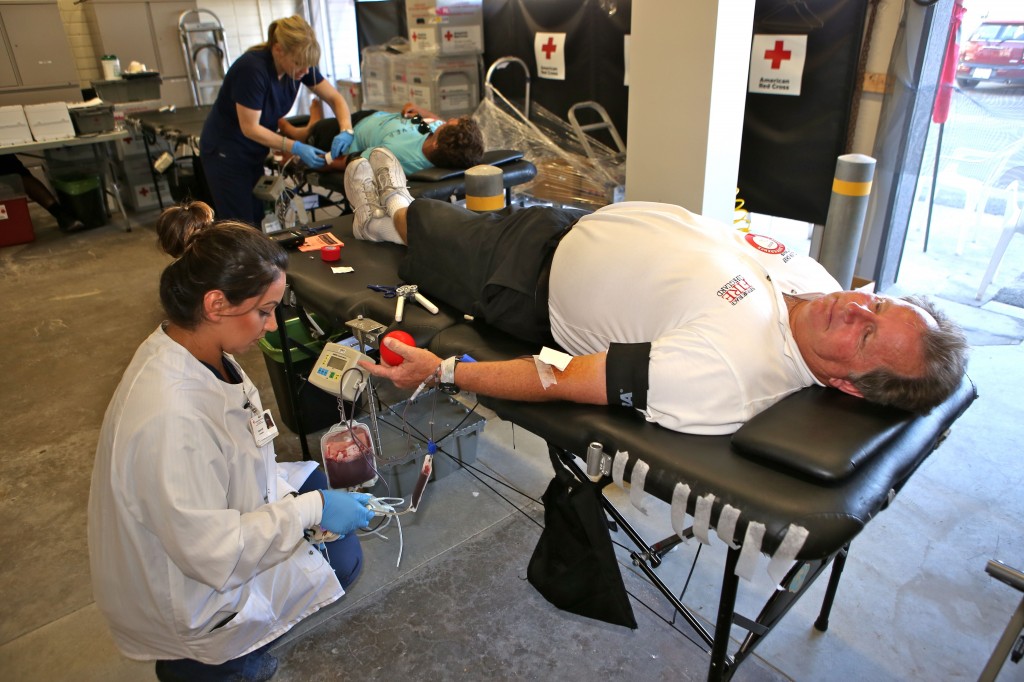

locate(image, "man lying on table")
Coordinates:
348 148 969 435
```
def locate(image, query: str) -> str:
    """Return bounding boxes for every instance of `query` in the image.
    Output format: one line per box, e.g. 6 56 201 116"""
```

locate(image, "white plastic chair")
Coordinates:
976 180 1023 300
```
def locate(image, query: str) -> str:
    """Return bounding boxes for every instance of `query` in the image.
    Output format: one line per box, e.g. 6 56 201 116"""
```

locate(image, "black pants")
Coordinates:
399 199 585 346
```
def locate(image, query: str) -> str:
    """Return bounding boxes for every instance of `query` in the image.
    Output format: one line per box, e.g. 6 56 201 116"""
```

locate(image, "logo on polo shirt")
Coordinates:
745 233 786 254
619 390 633 407
717 275 755 305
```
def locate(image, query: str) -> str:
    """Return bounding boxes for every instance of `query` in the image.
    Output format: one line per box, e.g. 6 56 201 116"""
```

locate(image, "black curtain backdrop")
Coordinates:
737 0 868 224
481 0 631 148
355 0 408 55
353 0 865 225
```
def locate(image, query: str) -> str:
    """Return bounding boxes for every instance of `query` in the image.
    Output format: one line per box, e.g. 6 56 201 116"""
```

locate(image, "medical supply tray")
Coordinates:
69 104 115 135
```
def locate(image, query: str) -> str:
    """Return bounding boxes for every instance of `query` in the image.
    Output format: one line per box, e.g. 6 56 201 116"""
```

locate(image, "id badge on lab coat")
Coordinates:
249 409 279 446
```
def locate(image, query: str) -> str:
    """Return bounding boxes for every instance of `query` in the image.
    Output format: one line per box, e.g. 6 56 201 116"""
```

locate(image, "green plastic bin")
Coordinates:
259 315 345 433
52 175 108 229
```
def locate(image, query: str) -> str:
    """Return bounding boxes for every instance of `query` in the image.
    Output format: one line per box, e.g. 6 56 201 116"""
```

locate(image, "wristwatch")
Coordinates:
438 356 460 395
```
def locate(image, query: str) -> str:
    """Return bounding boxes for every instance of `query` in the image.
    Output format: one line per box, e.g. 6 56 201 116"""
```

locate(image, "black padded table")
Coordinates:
128 105 211 144
309 148 538 203
279 213 977 681
127 106 537 210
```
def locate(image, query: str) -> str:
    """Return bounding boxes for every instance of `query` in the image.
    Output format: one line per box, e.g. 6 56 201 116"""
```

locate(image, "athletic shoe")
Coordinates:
368 147 413 216
344 157 401 243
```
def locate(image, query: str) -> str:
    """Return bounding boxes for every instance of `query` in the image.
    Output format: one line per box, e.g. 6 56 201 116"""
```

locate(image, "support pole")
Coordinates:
818 154 877 289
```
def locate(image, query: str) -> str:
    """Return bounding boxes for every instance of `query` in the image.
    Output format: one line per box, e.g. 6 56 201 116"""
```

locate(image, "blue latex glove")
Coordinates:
291 140 326 168
320 490 374 536
330 130 354 159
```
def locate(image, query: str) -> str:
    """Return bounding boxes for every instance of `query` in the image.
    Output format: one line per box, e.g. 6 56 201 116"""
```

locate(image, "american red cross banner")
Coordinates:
748 34 807 96
535 32 566 80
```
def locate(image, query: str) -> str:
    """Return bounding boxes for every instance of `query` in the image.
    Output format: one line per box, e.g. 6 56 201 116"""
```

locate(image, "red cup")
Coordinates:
321 244 341 262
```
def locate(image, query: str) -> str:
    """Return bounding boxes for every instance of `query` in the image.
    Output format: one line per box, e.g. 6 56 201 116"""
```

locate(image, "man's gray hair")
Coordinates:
849 294 968 414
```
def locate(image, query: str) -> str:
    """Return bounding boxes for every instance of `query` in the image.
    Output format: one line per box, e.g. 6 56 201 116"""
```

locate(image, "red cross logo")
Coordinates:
139 187 150 197
445 30 453 42
764 40 791 69
541 37 557 60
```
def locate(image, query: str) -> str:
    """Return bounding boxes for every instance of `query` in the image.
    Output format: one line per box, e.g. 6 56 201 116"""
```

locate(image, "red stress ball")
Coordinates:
380 330 415 366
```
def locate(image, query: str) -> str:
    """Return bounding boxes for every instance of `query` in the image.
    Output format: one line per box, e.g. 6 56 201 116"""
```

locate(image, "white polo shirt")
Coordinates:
548 201 840 435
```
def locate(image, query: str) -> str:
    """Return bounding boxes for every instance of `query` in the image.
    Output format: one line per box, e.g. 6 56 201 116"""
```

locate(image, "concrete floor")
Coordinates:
1 203 1022 681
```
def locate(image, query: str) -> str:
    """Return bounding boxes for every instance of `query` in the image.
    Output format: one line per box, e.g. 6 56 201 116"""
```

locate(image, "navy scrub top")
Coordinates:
200 49 323 165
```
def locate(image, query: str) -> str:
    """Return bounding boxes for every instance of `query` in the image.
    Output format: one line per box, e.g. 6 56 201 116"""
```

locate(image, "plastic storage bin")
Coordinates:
362 392 485 498
0 196 34 247
70 104 116 135
92 74 162 103
259 315 346 433
52 175 108 229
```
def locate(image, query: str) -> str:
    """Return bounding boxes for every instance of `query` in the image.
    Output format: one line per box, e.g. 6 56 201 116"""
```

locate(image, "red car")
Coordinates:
956 20 1024 89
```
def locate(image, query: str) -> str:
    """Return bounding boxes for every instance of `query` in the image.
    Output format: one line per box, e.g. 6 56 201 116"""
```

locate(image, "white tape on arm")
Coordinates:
671 482 691 540
628 459 649 513
735 522 766 581
533 356 557 388
533 347 573 390
766 524 810 586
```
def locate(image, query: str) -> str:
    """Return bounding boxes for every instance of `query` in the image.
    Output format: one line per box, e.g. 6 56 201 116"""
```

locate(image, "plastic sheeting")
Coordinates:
474 84 625 211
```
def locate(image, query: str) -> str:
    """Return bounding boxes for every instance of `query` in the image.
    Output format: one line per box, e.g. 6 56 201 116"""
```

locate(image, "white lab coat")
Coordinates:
88 326 340 664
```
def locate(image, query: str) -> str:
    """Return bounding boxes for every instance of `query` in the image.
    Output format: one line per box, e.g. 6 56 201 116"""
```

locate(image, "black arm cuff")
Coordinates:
605 342 650 410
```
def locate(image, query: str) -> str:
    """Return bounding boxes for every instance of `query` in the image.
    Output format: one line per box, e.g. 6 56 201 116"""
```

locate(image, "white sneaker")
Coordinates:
369 147 414 216
344 157 397 242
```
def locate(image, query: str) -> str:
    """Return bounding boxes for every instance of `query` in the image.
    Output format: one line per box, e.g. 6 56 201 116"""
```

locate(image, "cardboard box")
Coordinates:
23 103 75 142
408 24 484 56
0 196 34 247
123 176 169 211
407 0 483 55
361 44 410 108
0 106 33 147
406 54 481 117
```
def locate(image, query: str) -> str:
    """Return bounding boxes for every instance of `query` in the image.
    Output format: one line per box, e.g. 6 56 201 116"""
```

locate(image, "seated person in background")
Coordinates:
0 154 84 232
346 151 970 435
278 99 484 176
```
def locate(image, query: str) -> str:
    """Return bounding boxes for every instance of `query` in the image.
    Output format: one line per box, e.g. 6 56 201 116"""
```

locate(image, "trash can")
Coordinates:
52 175 108 229
259 314 346 433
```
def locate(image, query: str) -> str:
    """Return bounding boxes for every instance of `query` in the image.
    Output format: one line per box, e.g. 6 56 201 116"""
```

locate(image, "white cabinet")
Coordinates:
0 1 81 106
88 0 197 79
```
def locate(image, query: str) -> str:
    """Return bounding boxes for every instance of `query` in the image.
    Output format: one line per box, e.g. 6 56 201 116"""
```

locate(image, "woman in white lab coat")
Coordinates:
88 201 375 682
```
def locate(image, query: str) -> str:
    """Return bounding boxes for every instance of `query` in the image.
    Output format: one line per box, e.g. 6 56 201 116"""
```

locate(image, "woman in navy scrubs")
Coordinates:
200 15 352 225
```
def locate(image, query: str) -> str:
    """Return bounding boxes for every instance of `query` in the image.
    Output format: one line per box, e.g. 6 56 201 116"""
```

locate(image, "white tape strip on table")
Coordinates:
670 482 692 540
716 504 741 549
736 522 766 581
693 493 716 544
628 459 649 513
612 450 629 488
766 524 810 585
